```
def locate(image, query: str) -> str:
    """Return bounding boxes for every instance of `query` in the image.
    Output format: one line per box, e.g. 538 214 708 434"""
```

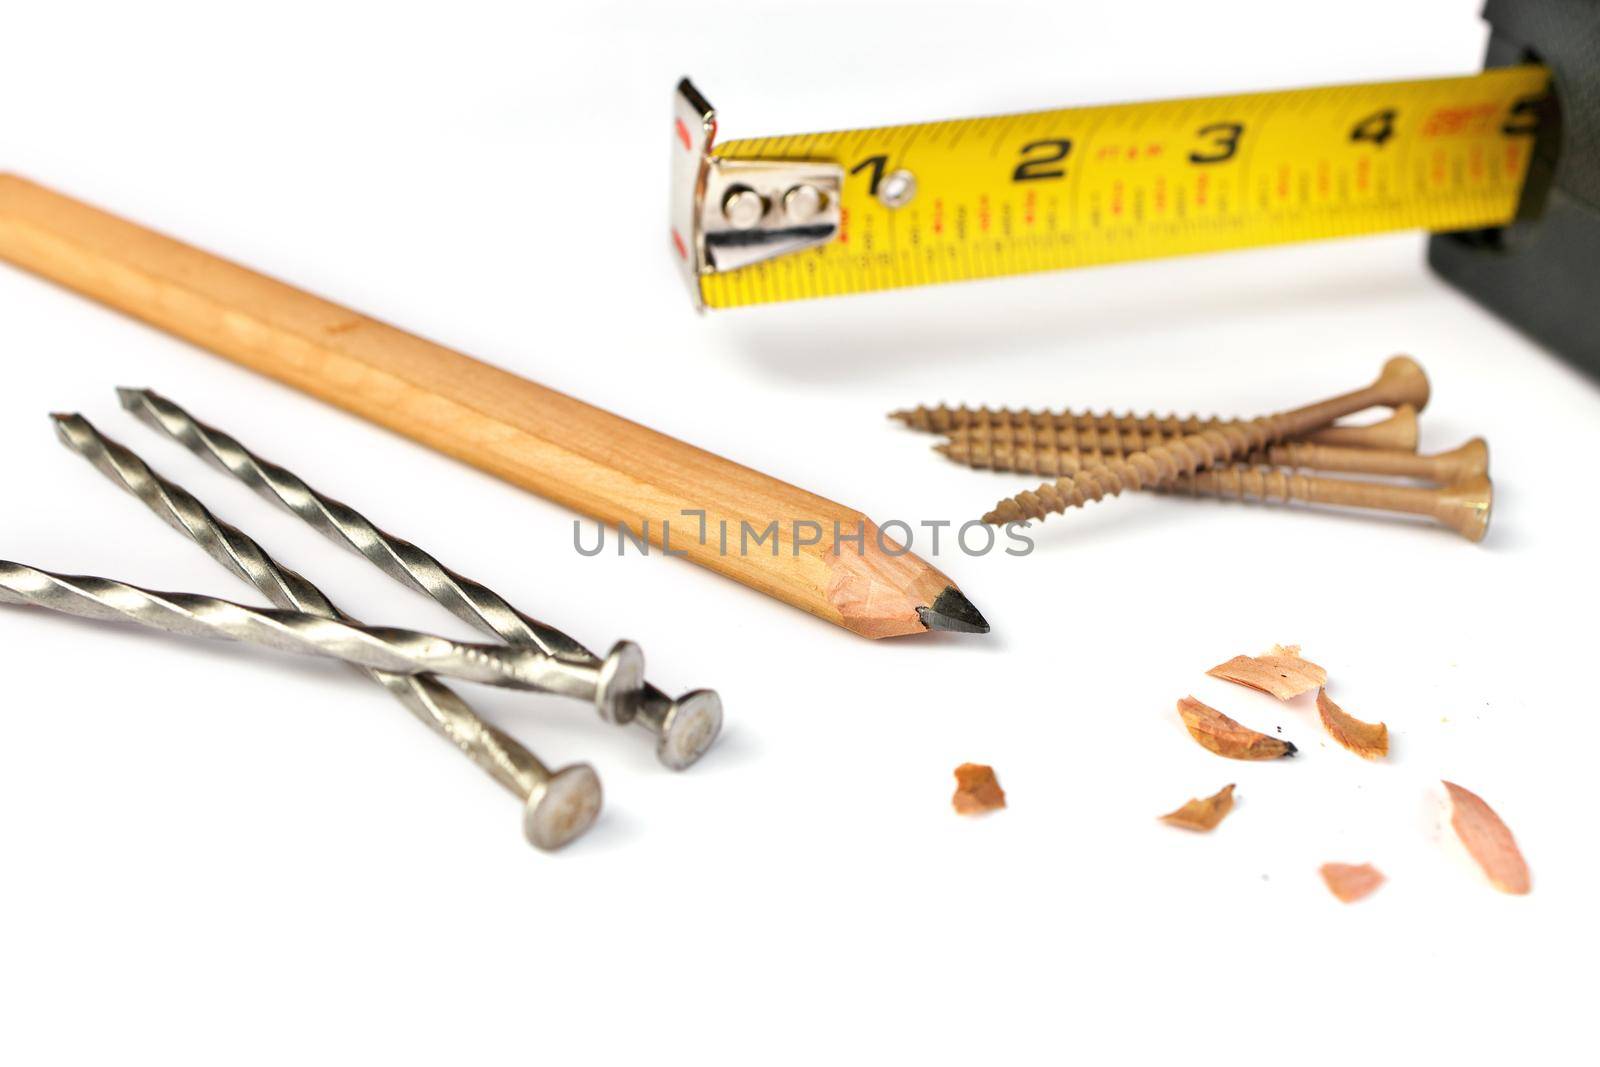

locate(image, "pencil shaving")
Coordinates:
1159 783 1236 831
1315 688 1388 758
1443 781 1531 894
1320 862 1385 903
1176 696 1296 760
1207 645 1328 700
952 763 1007 815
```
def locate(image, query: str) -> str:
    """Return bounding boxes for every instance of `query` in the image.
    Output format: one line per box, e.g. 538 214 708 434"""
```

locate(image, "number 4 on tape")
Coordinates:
668 67 1549 310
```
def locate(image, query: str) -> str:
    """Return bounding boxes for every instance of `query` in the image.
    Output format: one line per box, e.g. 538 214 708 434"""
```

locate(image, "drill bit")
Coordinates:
119 387 722 770
51 412 600 849
0 561 646 707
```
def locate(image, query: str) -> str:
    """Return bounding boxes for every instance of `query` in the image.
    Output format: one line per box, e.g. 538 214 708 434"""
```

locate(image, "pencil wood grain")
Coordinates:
0 173 984 639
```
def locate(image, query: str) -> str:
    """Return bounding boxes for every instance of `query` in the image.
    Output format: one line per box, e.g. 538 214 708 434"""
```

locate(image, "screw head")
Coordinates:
877 168 917 209
523 764 603 850
655 689 724 770
721 186 767 229
594 640 646 725
783 183 826 222
1376 356 1430 412
1435 474 1494 542
1443 437 1490 483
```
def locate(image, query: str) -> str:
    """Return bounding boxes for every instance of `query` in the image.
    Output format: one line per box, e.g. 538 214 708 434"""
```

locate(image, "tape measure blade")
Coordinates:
701 66 1549 309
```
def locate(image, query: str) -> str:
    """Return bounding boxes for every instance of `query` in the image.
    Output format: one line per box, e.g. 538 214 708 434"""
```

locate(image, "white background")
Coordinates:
3 1 1596 1062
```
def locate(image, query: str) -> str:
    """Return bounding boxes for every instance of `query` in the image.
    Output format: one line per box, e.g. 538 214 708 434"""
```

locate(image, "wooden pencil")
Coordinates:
0 174 988 639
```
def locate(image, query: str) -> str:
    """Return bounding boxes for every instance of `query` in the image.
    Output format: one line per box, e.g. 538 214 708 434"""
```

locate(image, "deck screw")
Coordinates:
1169 468 1493 542
942 435 1485 485
1260 438 1487 485
982 356 1430 525
896 404 1419 453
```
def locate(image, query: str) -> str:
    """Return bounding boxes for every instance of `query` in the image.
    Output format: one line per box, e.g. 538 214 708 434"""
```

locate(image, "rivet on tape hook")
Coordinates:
669 77 843 310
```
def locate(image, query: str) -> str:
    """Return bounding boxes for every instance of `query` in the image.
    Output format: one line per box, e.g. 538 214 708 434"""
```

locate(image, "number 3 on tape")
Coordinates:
668 67 1549 310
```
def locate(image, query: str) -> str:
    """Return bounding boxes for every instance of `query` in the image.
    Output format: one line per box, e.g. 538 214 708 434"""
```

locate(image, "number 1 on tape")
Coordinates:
669 66 1549 309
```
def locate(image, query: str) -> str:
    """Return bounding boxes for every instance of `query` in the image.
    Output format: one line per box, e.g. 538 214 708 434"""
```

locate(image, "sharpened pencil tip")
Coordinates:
917 585 990 634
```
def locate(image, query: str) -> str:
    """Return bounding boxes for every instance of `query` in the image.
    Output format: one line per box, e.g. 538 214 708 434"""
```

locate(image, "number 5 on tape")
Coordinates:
668 67 1549 311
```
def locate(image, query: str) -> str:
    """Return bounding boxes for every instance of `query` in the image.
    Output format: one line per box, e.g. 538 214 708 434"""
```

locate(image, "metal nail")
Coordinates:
50 412 602 848
118 388 722 770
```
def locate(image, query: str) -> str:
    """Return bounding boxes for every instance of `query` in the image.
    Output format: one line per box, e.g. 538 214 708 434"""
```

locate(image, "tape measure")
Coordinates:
669 66 1550 310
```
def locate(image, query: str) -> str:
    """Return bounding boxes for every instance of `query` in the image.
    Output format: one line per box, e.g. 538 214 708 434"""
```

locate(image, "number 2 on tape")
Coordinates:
673 66 1549 309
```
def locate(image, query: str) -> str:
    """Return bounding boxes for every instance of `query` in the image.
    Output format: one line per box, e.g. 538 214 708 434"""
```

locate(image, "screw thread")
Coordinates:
894 403 1234 437
941 434 1461 484
950 419 1176 454
937 437 1100 476
1169 465 1310 504
979 358 1429 526
983 415 1295 524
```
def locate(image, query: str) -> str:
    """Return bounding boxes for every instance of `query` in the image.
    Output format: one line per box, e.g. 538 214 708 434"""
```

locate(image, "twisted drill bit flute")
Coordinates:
51 413 600 849
0 562 645 705
119 388 722 770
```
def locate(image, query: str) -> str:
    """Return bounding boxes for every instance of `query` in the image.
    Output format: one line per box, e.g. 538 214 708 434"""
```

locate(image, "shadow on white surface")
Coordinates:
721 253 1434 384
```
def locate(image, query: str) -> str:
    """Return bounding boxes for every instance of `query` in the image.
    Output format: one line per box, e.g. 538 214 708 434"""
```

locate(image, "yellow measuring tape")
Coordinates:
679 66 1549 309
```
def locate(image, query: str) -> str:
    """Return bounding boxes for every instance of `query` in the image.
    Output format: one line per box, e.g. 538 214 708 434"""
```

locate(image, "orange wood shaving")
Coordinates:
1320 862 1386 902
1207 644 1328 700
1159 783 1236 831
1316 688 1389 759
1177 696 1297 760
1443 781 1531 894
952 763 1007 814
